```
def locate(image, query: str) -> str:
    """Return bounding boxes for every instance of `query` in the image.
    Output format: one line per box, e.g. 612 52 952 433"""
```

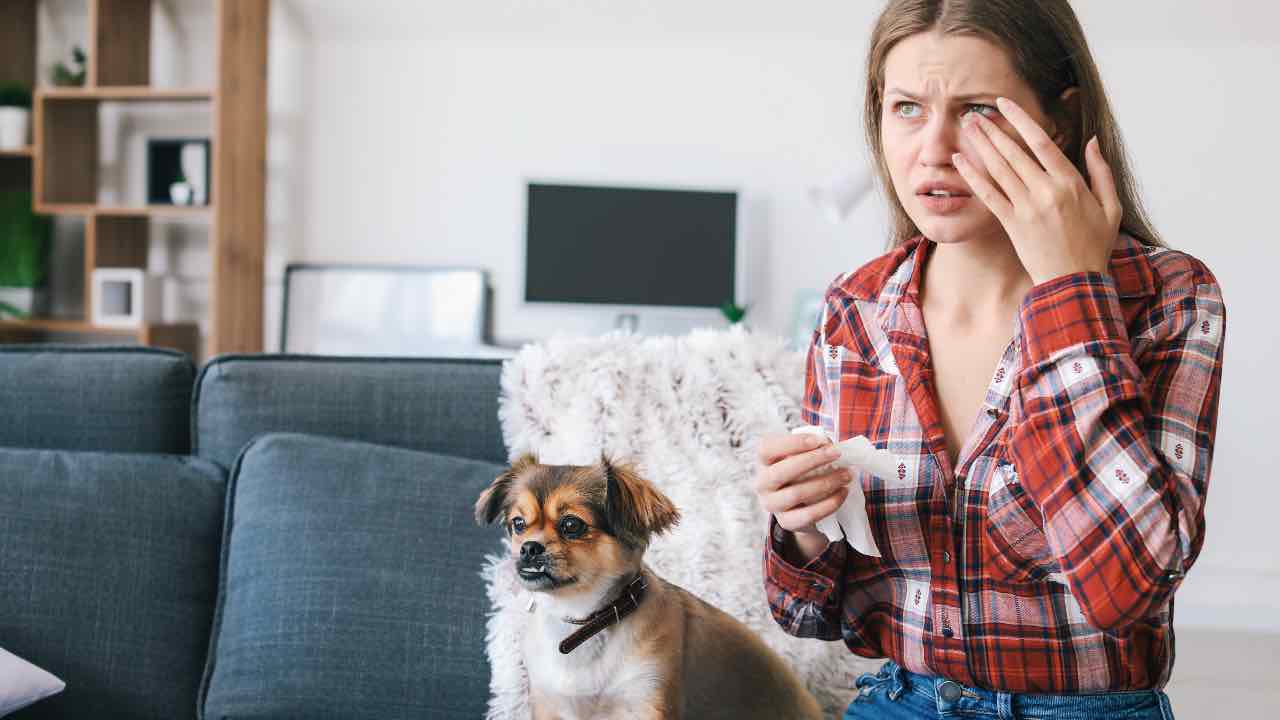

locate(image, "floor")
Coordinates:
1164 628 1279 718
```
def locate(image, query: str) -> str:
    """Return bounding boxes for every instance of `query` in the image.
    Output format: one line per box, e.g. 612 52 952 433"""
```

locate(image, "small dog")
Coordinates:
476 453 824 720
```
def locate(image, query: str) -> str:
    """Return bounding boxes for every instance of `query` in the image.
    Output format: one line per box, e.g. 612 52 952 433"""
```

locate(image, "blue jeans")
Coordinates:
843 661 1175 719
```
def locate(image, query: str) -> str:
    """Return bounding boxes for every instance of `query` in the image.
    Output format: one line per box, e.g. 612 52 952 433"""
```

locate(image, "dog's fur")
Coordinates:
476 453 824 720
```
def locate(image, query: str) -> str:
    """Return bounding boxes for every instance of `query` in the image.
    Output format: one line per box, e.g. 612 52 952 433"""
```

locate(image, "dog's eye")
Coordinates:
510 517 526 534
558 516 586 538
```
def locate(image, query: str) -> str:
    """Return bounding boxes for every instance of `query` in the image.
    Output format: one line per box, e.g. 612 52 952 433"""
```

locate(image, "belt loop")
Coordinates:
887 663 907 701
996 690 1015 719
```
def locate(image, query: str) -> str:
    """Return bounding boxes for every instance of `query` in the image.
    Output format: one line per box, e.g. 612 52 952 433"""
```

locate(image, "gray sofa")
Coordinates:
0 345 514 719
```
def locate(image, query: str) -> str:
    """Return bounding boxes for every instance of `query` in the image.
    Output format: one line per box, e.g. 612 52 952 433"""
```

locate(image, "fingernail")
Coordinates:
825 446 841 460
806 434 823 448
952 153 965 166
996 96 1008 107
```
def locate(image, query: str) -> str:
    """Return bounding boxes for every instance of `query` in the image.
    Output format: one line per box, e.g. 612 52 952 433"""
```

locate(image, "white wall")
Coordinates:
38 0 1280 631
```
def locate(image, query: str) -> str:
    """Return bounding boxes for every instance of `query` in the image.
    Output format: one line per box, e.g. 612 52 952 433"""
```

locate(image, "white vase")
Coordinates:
169 181 193 206
0 286 49 318
0 107 31 150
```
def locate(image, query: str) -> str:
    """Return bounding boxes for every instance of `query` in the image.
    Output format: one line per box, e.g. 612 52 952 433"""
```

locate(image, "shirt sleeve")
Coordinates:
762 300 847 641
1009 260 1225 632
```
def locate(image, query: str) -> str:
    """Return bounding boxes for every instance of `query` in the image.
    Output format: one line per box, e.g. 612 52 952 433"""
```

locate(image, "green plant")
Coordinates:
51 46 87 87
0 83 32 109
720 300 749 324
0 191 52 288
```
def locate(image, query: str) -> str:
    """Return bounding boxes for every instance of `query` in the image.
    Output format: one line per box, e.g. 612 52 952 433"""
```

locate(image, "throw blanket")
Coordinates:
482 325 876 719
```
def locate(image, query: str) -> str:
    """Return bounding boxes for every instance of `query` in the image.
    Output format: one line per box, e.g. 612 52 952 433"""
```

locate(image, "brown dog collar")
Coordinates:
558 572 648 655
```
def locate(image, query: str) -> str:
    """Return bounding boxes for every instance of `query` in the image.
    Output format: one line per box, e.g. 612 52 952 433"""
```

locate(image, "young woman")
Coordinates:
754 2 1224 718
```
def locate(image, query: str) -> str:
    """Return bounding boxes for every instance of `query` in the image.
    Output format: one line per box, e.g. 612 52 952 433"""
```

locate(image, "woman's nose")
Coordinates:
918 116 964 167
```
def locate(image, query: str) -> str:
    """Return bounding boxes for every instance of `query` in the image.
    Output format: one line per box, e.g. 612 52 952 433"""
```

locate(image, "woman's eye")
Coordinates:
963 103 999 119
510 517 526 534
893 101 921 119
559 517 586 537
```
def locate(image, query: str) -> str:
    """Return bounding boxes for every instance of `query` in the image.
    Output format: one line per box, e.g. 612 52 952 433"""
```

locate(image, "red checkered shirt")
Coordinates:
763 232 1225 693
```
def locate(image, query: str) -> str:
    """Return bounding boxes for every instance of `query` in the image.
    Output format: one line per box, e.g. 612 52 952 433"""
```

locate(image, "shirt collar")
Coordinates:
869 231 1158 325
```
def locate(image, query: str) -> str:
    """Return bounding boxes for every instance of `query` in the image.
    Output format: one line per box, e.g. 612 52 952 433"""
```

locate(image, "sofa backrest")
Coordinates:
192 354 509 469
0 345 194 454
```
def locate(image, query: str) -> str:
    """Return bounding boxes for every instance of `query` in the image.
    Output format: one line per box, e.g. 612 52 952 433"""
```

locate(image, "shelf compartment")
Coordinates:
91 0 153 88
0 0 37 87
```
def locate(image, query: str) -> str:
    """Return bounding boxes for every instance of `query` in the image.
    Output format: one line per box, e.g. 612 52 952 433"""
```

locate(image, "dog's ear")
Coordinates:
600 454 680 548
475 452 539 527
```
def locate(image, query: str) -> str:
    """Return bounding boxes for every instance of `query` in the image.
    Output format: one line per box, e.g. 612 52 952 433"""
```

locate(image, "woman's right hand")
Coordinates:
754 431 853 538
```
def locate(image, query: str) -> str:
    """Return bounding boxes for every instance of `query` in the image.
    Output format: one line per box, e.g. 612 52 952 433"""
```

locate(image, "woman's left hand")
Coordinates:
953 96 1121 286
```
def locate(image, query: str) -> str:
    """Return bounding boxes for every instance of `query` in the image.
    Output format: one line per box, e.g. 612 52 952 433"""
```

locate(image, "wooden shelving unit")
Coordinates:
0 0 269 361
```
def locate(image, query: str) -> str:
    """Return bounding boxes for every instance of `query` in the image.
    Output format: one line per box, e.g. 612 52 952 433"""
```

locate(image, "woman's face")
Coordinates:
880 31 1064 245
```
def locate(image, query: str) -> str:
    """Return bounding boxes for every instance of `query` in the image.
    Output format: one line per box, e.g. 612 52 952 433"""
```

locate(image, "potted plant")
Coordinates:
0 191 52 320
51 46 87 87
720 300 749 326
0 83 32 151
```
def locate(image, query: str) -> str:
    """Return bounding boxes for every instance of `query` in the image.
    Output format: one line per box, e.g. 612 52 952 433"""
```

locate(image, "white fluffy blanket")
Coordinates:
482 325 876 719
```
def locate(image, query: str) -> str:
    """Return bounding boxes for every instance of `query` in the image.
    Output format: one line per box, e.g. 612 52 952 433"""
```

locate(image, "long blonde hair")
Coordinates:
864 0 1165 250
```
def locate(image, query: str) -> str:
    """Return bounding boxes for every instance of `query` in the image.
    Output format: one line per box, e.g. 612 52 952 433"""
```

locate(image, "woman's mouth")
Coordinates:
918 191 971 214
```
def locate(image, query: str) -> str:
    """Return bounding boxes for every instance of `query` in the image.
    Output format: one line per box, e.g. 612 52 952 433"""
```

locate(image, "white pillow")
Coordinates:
0 647 65 717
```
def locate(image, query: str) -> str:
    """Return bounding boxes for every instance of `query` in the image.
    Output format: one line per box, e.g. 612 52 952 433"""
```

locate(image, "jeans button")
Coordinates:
938 680 962 702
942 551 951 564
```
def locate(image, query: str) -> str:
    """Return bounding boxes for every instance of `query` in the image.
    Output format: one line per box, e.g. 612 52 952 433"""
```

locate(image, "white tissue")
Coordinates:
789 425 893 557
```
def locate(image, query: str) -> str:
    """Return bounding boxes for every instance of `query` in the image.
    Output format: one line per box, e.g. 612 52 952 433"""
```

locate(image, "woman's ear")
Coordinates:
1051 86 1081 152
600 454 680 549
475 452 539 526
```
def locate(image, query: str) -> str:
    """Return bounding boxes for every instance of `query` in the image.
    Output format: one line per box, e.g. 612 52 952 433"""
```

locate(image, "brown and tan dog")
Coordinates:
475 453 824 720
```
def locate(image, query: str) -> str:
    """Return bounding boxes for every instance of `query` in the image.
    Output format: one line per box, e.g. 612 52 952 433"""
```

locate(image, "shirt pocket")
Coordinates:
982 462 1060 584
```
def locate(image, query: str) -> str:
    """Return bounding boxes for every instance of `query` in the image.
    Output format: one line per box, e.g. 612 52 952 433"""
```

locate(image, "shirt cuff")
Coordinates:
763 515 846 605
1019 271 1132 365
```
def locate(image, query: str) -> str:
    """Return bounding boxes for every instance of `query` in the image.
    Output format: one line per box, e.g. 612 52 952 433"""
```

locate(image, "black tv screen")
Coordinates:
524 182 737 308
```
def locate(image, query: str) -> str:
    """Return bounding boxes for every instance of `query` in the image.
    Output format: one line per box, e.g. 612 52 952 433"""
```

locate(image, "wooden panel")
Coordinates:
210 0 269 355
0 0 37 86
91 0 153 87
138 322 201 360
92 215 149 268
40 87 212 101
35 99 98 205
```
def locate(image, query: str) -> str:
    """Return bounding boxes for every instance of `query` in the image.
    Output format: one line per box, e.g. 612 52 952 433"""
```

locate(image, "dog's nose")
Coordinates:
520 541 545 562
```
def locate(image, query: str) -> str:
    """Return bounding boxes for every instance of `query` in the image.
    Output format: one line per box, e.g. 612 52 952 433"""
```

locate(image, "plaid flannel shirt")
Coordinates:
763 232 1225 693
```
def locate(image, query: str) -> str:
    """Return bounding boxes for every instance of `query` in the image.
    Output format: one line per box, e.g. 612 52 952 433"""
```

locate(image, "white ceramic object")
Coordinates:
169 181 193 206
180 142 208 205
91 268 163 327
0 286 48 317
0 107 30 150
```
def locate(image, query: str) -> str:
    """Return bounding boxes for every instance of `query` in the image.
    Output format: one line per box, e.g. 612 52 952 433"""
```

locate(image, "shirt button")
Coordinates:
985 407 999 417
942 627 954 638
942 551 951 564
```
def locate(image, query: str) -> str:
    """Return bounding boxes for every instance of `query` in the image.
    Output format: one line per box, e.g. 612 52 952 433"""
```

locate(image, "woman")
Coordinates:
755 1 1224 718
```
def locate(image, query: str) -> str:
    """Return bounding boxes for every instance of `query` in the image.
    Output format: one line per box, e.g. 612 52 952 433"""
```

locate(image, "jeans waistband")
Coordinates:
862 660 1174 719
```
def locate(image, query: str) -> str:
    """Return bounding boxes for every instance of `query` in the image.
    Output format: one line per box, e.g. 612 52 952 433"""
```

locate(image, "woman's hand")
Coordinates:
754 431 851 537
952 96 1121 286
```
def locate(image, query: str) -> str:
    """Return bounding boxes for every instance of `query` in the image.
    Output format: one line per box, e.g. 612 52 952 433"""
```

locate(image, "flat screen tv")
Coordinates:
523 182 742 320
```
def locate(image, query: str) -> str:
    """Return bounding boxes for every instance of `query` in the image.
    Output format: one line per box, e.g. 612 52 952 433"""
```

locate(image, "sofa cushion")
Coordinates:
200 433 506 720
0 345 194 454
192 354 506 469
0 448 227 719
